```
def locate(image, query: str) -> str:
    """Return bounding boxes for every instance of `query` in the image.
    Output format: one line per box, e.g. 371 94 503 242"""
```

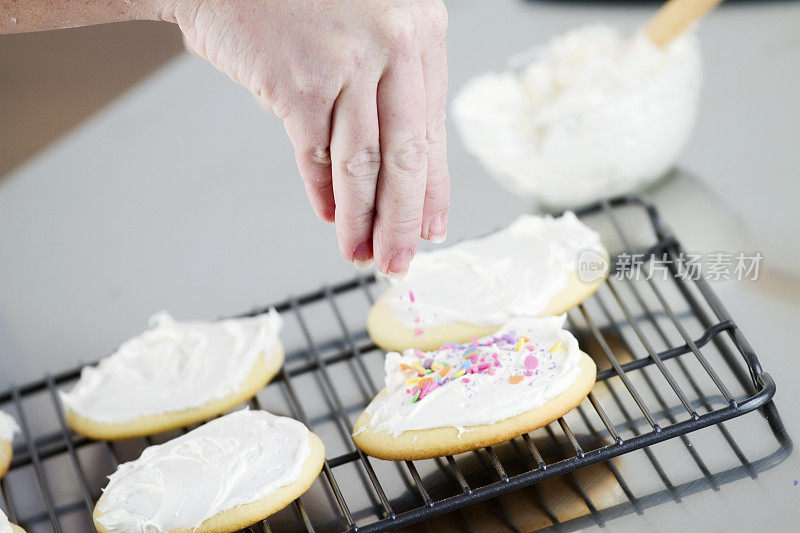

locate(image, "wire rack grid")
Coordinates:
0 195 790 533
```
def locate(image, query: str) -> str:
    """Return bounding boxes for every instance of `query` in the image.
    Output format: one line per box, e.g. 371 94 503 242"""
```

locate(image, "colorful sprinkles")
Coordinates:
400 330 566 403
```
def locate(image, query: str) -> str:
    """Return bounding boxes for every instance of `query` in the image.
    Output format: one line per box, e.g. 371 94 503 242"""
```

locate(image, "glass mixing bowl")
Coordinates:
453 29 702 209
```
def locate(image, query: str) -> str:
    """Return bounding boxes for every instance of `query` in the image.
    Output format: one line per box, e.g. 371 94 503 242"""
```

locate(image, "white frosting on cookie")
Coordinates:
95 409 310 532
381 212 602 329
0 410 20 443
60 310 282 423
363 316 581 435
0 507 12 533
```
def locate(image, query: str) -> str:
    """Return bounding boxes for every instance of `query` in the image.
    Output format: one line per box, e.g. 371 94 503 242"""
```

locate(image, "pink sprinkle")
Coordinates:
525 371 533 377
493 361 500 367
470 354 478 364
414 328 425 337
408 290 416 303
415 350 425 358
524 355 539 371
477 362 490 371
471 336 479 346
462 378 470 383
488 366 495 375
414 317 420 323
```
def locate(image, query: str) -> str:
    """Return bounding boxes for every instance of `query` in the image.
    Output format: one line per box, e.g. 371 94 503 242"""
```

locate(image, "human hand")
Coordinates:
174 0 450 277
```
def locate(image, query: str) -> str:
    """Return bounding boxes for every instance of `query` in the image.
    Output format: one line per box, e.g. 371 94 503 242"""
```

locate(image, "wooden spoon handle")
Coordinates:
645 0 724 47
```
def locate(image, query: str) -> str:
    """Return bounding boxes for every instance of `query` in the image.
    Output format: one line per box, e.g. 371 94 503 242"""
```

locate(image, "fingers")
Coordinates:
330 82 381 269
420 4 450 243
373 54 428 277
284 105 335 222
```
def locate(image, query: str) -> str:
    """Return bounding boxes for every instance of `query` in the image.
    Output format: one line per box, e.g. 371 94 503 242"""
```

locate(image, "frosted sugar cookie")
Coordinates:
93 409 325 533
0 410 20 478
61 310 284 440
1 507 26 533
367 212 608 351
353 316 596 460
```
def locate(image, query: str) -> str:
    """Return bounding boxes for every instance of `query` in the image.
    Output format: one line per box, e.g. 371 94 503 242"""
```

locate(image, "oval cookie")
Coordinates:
93 409 325 533
367 212 608 352
60 310 284 440
354 317 596 460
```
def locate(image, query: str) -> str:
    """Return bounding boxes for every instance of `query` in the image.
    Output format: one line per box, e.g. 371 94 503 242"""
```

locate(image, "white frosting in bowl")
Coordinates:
362 316 581 435
0 411 20 443
60 310 282 423
454 24 701 207
95 409 310 532
380 212 602 329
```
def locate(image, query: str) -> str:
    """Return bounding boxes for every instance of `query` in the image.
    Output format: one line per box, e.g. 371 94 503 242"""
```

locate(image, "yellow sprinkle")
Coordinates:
453 369 466 378
549 341 562 353
405 376 420 384
411 362 426 373
431 361 443 371
515 336 529 351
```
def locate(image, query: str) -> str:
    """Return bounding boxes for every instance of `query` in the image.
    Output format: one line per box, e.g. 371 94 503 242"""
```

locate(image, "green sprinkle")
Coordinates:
411 390 421 403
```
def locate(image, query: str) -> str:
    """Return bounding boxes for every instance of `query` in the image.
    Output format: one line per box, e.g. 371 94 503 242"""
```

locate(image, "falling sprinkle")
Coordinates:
408 290 416 303
414 328 425 337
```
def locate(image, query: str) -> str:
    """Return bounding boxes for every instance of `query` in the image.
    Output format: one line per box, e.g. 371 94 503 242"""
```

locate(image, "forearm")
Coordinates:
0 0 173 34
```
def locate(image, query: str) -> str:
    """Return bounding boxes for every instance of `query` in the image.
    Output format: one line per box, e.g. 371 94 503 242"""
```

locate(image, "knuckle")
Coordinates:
337 209 374 236
377 211 423 238
391 138 428 174
341 144 382 179
379 7 418 50
310 145 332 166
296 143 332 169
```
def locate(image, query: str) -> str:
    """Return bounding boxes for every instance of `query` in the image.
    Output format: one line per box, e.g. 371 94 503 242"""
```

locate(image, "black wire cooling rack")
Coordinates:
0 196 791 532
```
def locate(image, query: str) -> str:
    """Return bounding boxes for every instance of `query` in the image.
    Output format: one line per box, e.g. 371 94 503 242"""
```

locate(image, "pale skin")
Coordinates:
1 0 450 277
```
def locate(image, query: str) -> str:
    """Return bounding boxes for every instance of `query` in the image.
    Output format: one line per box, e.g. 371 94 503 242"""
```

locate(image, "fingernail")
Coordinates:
428 212 448 244
387 249 412 279
353 241 373 270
